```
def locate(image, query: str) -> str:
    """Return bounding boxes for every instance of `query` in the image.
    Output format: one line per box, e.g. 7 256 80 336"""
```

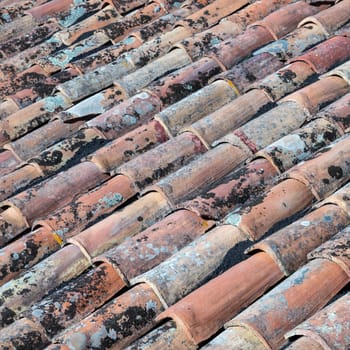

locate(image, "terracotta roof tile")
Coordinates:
285 292 350 350
224 258 348 349
0 1 350 348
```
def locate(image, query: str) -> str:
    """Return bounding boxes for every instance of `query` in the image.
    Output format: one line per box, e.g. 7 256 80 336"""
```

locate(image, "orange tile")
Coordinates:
249 204 349 276
54 283 165 349
86 91 162 140
183 158 278 220
96 209 213 282
0 318 49 349
116 132 206 190
225 178 313 240
24 262 125 338
286 135 350 200
69 191 172 258
228 259 348 348
0 244 89 326
0 226 59 286
286 293 350 350
158 252 283 344
34 174 135 241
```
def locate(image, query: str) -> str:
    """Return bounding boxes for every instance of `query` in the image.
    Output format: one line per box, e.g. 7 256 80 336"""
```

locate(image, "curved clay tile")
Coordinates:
126 320 196 350
299 0 350 36
94 209 213 282
114 132 207 190
211 52 283 93
131 225 248 307
226 258 348 349
286 336 324 350
0 244 89 327
183 158 278 219
290 35 350 74
34 174 135 241
257 117 340 173
308 227 350 277
0 226 59 286
69 191 172 258
22 262 124 339
318 92 350 132
285 135 350 200
53 283 165 349
157 252 283 345
0 317 49 349
286 293 350 350
0 93 72 146
248 203 349 276
87 119 169 173
151 142 251 205
3 118 84 162
2 161 108 233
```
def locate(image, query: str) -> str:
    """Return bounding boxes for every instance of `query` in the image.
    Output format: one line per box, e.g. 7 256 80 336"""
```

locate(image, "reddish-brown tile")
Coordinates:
250 61 316 101
286 293 350 350
292 35 350 74
286 135 350 200
225 178 313 241
0 227 59 286
34 174 135 242
87 119 169 173
3 162 108 228
282 75 350 115
158 252 283 345
180 0 250 33
126 320 196 350
3 118 84 162
115 132 206 190
54 283 165 349
187 88 273 146
258 117 340 173
86 91 162 140
0 149 20 177
227 258 348 348
131 225 248 307
0 94 72 145
95 209 214 282
318 92 350 132
248 204 349 276
308 227 350 277
184 158 278 220
148 57 223 107
58 5 121 46
24 262 125 338
211 52 283 94
151 142 251 205
0 244 89 326
0 317 49 349
286 336 324 350
154 80 237 137
299 0 350 36
69 191 172 258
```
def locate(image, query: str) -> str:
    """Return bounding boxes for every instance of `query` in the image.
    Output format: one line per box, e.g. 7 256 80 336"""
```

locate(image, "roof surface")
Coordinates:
0 0 349 349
